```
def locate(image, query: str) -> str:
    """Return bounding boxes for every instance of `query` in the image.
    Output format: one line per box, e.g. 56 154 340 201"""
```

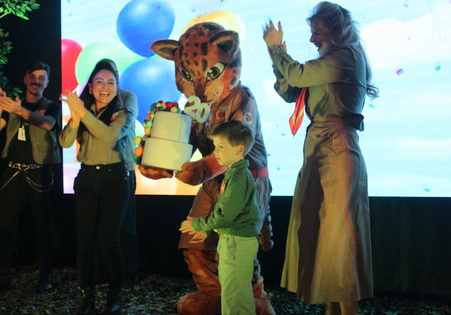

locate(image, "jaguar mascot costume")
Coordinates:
140 22 275 315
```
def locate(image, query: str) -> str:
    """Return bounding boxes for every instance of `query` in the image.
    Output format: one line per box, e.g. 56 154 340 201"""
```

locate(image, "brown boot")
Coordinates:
253 258 276 315
177 248 221 315
37 254 53 293
102 286 123 314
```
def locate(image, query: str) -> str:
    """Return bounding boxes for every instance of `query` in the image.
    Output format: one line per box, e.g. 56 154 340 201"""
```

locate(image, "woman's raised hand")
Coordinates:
60 90 85 127
263 20 285 48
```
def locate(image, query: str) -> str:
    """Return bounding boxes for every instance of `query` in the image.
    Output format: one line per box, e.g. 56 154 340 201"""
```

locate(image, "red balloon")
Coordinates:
61 39 83 92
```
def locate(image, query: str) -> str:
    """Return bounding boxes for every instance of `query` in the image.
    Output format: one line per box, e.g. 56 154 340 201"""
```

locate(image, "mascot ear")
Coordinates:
151 39 180 60
210 31 240 58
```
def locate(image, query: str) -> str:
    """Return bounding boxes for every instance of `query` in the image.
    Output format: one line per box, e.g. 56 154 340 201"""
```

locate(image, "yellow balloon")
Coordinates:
181 10 246 39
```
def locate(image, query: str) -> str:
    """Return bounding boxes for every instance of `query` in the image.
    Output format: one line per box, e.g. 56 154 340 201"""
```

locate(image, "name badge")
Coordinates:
18 126 26 141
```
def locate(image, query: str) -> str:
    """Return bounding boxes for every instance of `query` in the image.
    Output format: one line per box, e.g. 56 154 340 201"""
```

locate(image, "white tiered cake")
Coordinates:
141 111 193 171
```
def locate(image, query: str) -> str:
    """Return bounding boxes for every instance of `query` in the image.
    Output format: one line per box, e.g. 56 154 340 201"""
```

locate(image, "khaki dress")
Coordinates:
272 46 373 304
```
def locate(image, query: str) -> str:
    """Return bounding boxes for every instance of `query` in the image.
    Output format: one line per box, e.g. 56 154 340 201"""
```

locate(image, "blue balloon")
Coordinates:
117 0 175 57
120 57 181 122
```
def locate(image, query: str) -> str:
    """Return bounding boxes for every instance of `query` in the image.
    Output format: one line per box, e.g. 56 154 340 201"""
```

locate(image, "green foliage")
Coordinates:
0 23 21 97
0 1 40 97
0 26 12 65
0 0 40 20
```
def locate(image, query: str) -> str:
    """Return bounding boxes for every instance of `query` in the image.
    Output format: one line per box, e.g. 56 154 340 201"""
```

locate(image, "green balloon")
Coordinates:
75 39 145 85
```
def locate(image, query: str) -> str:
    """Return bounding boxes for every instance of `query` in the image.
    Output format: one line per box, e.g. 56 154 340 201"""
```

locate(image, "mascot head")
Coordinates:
151 22 241 106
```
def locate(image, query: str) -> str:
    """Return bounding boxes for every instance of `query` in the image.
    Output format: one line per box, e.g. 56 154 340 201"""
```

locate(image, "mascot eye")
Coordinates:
207 63 225 81
179 68 193 81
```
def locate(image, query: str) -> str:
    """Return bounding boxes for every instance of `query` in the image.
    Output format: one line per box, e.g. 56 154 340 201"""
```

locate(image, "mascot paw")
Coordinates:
138 165 173 180
176 154 228 186
177 291 221 315
255 295 276 315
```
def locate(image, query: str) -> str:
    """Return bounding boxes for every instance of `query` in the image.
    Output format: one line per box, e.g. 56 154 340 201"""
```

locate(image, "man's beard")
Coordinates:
29 84 42 95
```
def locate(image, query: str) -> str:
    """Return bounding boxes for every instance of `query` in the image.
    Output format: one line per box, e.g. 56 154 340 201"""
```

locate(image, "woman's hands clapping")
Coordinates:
60 90 87 128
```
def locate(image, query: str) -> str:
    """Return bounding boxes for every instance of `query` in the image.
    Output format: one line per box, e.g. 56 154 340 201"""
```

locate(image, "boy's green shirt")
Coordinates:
192 159 260 238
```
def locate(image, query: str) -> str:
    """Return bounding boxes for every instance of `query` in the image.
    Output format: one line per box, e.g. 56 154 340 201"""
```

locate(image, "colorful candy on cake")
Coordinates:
133 100 182 165
134 99 199 171
134 97 211 170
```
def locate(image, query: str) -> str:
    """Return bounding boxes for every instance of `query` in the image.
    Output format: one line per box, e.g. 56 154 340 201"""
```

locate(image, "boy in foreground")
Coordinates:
180 120 260 315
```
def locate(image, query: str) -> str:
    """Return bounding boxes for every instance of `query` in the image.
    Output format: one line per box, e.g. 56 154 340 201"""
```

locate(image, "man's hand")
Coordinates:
0 94 22 114
138 165 173 180
0 90 55 130
0 87 7 130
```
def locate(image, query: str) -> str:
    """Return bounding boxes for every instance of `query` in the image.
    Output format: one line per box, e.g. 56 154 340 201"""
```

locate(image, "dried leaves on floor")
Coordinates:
0 265 450 314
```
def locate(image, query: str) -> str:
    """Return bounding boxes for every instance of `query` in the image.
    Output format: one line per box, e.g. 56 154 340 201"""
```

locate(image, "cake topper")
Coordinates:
183 95 211 123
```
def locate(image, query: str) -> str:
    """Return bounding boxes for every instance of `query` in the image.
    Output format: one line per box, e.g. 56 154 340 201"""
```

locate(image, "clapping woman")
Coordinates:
264 2 379 314
59 61 134 315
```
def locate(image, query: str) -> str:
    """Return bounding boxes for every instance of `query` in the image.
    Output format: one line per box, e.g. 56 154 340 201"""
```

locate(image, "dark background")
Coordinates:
1 0 450 303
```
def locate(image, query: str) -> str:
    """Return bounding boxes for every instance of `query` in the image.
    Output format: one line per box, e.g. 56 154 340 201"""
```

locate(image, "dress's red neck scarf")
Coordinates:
289 87 307 136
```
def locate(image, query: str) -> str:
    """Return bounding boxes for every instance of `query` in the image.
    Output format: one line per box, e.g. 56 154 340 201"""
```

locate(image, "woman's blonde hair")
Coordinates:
308 1 379 99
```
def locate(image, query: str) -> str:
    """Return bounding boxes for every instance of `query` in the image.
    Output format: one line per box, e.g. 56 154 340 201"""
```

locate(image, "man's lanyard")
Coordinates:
18 97 44 141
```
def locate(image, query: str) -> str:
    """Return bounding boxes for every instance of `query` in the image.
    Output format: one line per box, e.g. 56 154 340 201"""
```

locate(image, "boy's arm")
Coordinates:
189 231 207 243
180 217 208 243
180 217 196 234
192 178 249 234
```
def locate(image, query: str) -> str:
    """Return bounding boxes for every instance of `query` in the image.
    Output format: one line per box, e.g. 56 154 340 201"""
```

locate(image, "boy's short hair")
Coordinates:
26 61 50 77
208 120 255 155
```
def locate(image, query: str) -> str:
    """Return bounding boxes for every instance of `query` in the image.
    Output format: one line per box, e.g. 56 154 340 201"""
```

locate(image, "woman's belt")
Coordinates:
80 161 126 171
310 118 360 130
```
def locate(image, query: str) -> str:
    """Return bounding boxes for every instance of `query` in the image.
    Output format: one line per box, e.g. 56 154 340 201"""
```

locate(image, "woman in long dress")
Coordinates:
263 2 379 314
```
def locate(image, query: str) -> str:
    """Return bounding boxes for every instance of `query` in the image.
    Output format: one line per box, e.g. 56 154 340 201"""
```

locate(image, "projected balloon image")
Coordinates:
61 39 82 92
119 57 181 122
74 40 144 86
117 0 175 57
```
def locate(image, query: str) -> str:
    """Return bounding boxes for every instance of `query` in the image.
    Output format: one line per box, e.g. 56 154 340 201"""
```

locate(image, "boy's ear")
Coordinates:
236 144 245 155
